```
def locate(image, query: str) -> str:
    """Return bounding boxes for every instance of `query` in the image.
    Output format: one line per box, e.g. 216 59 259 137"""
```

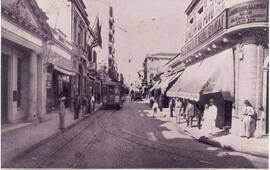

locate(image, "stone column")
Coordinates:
37 54 47 121
27 51 38 122
233 34 265 136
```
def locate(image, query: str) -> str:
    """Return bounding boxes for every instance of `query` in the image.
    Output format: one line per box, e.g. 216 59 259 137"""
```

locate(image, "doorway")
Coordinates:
1 54 9 124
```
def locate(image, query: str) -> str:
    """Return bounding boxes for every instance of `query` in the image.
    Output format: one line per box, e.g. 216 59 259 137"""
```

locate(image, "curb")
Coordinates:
183 129 268 158
3 106 103 167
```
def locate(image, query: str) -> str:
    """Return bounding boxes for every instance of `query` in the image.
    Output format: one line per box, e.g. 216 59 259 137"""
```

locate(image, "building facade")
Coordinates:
1 0 52 123
167 0 268 136
46 28 76 112
142 53 176 86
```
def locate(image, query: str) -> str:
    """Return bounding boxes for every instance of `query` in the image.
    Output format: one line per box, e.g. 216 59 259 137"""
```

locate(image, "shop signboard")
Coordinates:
181 10 226 55
228 1 268 28
46 73 52 89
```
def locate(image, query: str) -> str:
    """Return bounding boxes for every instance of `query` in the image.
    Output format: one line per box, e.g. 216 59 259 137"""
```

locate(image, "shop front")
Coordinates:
168 0 269 136
46 63 76 112
168 49 234 128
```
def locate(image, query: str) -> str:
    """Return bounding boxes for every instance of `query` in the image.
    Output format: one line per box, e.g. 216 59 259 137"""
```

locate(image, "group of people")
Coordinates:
58 94 96 131
73 94 96 120
153 97 218 136
153 96 262 138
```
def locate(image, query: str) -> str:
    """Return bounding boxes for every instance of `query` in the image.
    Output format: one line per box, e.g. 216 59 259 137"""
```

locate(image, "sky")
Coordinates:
104 0 191 85
37 0 191 85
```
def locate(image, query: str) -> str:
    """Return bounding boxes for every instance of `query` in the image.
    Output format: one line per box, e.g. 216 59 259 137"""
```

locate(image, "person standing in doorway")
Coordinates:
185 100 195 128
241 100 255 138
208 99 218 134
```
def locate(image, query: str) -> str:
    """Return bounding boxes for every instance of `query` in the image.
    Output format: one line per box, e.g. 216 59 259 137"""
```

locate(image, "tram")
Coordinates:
101 81 124 109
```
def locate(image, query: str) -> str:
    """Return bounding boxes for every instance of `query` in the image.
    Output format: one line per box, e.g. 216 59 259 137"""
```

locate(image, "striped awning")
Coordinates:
167 49 234 101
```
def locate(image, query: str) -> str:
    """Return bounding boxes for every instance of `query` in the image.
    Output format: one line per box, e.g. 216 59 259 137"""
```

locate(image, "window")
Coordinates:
84 31 87 49
17 58 22 107
198 7 203 14
74 18 77 42
78 32 81 45
88 46 92 61
78 26 83 45
189 18 193 24
93 51 97 63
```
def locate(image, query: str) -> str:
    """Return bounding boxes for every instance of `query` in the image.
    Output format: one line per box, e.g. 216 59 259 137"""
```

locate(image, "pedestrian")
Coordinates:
59 97 66 132
81 96 88 117
195 102 203 129
152 100 158 118
241 100 255 138
185 100 195 128
91 95 95 112
208 99 218 134
149 95 154 107
175 98 183 123
73 94 81 120
202 103 210 136
158 96 164 117
255 106 266 138
130 90 134 101
169 98 176 117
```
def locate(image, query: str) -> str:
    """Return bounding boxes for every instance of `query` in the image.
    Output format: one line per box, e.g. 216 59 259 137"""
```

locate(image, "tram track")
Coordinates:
33 109 115 168
95 108 199 162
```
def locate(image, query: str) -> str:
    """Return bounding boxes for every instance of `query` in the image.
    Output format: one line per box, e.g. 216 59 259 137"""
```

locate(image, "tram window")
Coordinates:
109 86 114 93
114 87 120 94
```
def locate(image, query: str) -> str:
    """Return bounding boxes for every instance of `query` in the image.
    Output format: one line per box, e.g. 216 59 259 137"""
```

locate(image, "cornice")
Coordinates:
2 6 51 41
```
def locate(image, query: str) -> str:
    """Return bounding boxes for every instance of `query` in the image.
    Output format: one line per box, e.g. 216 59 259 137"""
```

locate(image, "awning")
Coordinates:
54 65 76 76
159 71 183 92
167 49 234 101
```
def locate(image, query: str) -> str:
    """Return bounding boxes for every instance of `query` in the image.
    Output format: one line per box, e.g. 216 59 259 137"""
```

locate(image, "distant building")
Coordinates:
142 53 176 86
84 2 117 82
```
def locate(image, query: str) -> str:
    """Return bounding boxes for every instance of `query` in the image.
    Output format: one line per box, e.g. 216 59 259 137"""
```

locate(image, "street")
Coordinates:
7 99 268 168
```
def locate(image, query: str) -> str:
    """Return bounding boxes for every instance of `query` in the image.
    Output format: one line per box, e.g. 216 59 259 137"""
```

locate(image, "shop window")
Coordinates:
17 58 22 107
84 31 87 49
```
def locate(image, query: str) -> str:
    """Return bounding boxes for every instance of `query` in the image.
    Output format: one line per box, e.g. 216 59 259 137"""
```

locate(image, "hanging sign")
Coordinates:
228 1 268 28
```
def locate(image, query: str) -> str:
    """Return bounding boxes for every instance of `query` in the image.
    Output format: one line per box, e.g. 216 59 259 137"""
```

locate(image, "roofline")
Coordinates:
185 0 200 15
164 53 181 66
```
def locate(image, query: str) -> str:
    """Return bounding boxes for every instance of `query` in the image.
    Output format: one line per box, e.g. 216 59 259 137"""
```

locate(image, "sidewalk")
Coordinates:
1 104 102 166
145 101 268 158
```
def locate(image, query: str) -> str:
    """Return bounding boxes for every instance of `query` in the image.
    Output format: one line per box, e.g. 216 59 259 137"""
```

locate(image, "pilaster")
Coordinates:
27 51 38 122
